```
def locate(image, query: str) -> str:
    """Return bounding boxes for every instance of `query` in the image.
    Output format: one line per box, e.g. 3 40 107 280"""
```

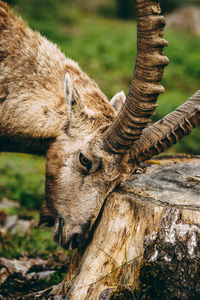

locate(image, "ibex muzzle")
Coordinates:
0 1 200 249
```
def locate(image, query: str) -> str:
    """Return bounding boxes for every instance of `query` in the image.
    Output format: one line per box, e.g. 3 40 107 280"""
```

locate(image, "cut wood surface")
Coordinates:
30 156 200 300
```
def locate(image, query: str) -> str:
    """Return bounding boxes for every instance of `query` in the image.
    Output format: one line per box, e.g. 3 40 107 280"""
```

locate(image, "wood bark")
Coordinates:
29 156 200 300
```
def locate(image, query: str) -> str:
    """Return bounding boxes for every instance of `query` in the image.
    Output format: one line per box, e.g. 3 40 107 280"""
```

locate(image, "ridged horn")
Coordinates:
129 90 200 165
104 0 169 154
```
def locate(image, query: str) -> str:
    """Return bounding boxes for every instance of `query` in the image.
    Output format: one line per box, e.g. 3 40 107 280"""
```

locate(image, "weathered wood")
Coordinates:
31 157 200 299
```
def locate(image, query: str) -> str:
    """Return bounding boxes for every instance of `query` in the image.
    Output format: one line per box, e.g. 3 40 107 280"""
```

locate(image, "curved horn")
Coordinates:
129 90 200 165
104 0 169 153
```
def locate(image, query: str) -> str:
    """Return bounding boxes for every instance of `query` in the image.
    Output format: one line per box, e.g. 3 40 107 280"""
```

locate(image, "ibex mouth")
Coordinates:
53 218 91 250
52 218 79 249
66 233 79 250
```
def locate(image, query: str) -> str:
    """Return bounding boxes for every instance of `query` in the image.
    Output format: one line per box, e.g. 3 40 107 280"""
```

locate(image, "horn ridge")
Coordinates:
129 90 200 165
104 0 169 153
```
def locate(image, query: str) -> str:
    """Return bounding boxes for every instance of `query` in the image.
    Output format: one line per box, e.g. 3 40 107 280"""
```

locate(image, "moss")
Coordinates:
138 252 200 299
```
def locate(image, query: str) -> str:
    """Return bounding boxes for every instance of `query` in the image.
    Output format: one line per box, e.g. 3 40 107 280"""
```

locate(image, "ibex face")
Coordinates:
45 134 125 249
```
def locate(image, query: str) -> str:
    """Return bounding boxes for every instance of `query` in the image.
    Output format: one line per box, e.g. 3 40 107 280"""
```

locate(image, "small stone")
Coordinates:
0 197 20 209
4 215 18 230
10 219 32 236
26 270 55 281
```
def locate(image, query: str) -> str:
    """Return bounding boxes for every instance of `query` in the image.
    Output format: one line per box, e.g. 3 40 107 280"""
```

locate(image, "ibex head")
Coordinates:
42 75 128 249
38 0 200 249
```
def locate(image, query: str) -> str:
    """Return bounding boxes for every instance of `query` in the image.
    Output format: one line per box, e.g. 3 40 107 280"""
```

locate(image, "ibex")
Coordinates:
0 1 200 250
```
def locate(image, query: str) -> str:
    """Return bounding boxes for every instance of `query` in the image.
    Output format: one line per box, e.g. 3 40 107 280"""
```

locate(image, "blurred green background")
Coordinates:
0 0 199 260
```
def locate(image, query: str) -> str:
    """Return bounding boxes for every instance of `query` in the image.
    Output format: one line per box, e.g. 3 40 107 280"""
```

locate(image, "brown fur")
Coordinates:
0 1 115 153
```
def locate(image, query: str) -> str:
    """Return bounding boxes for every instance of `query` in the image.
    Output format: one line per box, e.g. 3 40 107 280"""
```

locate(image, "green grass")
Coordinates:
0 153 45 209
0 225 57 259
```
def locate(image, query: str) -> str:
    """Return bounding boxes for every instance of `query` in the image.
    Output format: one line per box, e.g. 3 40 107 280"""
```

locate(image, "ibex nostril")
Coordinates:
58 218 64 246
59 218 65 230
55 218 65 246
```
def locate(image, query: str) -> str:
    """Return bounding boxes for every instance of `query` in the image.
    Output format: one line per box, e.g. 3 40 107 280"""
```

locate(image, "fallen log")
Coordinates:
27 156 200 299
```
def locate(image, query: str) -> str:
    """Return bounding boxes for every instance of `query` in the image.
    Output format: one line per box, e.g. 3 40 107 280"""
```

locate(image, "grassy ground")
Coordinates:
0 0 200 294
0 153 45 209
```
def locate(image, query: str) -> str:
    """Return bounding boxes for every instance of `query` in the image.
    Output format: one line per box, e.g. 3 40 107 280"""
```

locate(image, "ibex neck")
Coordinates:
0 135 54 156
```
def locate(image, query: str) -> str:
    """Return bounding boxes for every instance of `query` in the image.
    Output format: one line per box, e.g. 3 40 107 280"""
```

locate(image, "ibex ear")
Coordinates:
110 91 126 113
64 72 87 129
64 72 73 117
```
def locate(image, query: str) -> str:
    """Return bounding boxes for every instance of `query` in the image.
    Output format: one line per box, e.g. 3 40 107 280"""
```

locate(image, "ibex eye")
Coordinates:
79 153 92 171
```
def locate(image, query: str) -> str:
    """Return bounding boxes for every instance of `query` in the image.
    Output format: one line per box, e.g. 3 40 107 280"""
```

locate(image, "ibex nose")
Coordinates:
67 221 91 250
61 232 80 250
53 218 91 250
63 222 90 250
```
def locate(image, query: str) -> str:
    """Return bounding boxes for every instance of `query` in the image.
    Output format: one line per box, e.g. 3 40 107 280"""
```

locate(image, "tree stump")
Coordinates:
31 156 200 299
